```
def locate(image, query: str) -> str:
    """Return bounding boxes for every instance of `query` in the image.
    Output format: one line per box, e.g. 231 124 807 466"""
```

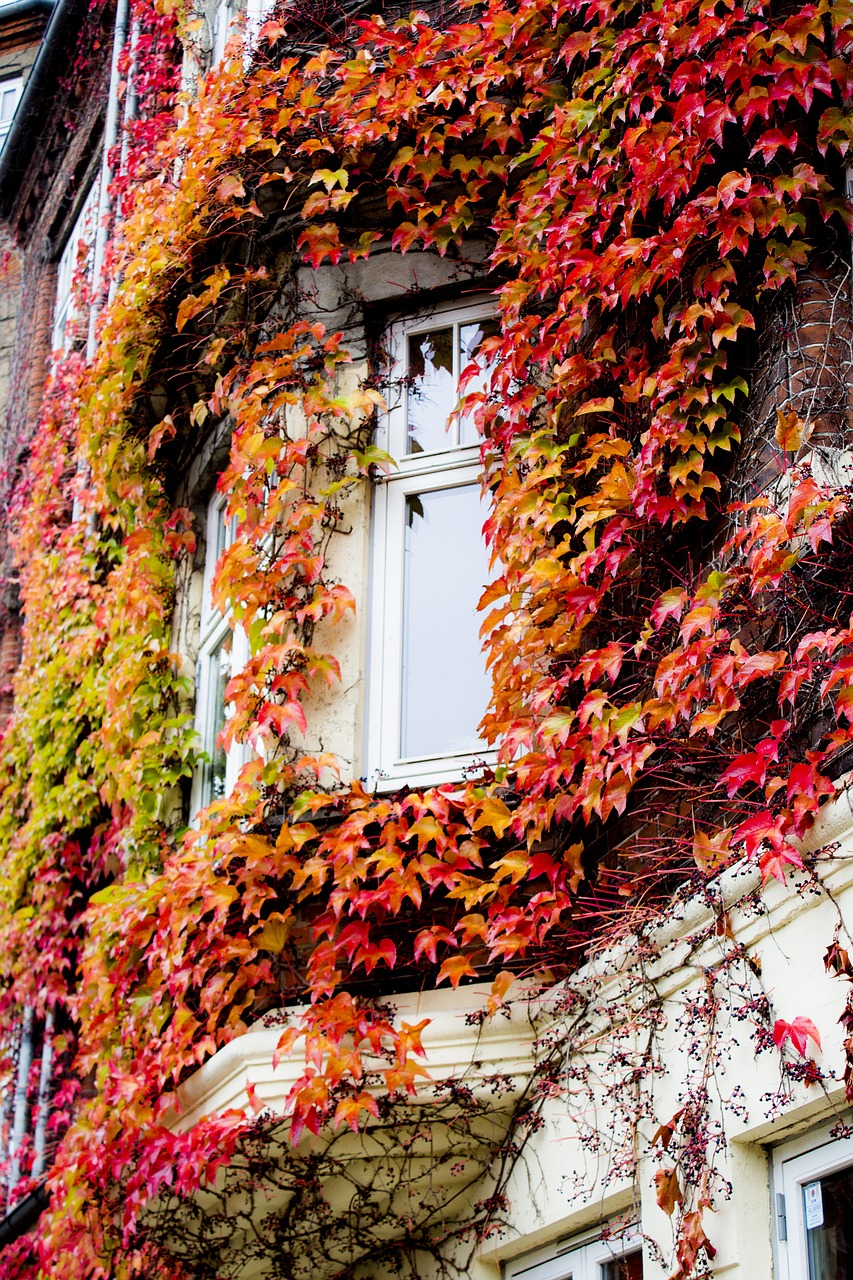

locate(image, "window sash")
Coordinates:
0 76 22 148
210 0 275 64
192 494 251 815
52 177 101 354
366 299 499 790
503 1227 643 1280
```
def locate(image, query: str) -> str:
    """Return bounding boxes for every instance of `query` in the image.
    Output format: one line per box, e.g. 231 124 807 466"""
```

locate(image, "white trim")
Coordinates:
773 1119 853 1280
503 1227 642 1280
190 492 251 816
52 177 101 354
366 299 499 790
210 0 273 65
0 75 22 151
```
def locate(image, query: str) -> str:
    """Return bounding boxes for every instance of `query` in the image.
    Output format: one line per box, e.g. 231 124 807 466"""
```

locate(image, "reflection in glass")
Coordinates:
805 1164 853 1279
459 318 500 445
601 1250 644 1280
406 328 454 454
400 484 490 759
207 631 233 801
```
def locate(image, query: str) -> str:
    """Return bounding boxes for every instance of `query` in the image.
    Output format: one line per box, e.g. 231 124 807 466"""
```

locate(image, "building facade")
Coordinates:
0 0 852 1277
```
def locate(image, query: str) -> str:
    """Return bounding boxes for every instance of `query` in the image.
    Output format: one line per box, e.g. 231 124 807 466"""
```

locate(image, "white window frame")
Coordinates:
773 1119 853 1280
0 75 22 152
190 492 251 816
366 298 499 791
504 1226 643 1280
52 177 101 355
210 0 273 64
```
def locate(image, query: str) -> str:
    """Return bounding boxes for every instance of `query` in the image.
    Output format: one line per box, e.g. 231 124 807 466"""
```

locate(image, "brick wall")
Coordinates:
0 3 110 718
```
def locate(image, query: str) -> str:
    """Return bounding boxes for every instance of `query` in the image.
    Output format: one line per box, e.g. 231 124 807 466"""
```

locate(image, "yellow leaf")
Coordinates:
472 795 514 839
217 174 246 202
775 405 807 452
575 396 615 416
692 828 732 873
437 954 478 986
255 916 292 954
486 969 515 1016
493 850 529 883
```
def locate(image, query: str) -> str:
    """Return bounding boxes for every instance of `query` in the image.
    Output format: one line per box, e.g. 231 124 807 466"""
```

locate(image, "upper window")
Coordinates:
191 492 250 815
774 1123 853 1280
52 177 101 354
210 0 274 64
366 300 499 790
0 76 22 152
504 1227 644 1280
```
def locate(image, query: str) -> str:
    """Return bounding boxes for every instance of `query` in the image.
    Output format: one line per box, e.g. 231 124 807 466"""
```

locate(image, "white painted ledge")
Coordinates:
174 983 538 1132
173 777 853 1136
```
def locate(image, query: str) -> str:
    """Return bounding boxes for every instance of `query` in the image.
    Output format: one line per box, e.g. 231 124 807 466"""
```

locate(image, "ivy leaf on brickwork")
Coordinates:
217 174 246 202
650 589 687 630
692 828 732 873
437 954 478 987
472 796 514 839
775 405 807 452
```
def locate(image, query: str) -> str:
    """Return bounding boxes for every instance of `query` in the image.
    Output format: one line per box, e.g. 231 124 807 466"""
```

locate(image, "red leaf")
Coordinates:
774 1016 821 1057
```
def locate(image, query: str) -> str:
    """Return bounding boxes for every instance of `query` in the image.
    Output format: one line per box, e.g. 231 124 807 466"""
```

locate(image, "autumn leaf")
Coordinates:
650 588 687 630
692 828 732 873
254 915 292 954
775 405 807 452
773 1016 821 1057
217 174 246 202
486 970 515 1016
472 796 514 839
333 1091 379 1132
436 954 478 987
654 1167 684 1216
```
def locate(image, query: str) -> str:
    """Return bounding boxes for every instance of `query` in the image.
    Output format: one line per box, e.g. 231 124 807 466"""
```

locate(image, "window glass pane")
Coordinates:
0 84 19 122
458 317 500 446
400 483 490 759
209 506 233 574
406 327 455 454
805 1164 853 1279
52 178 101 352
206 631 233 801
600 1249 643 1280
204 504 238 618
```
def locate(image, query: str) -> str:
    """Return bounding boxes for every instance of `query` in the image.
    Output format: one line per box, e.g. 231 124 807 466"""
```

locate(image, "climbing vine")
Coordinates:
3 0 853 1273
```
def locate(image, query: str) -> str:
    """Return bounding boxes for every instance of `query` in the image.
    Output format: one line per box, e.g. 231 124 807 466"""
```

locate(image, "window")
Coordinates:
52 177 101 354
366 300 499 790
191 492 250 814
504 1228 643 1280
210 0 273 64
774 1124 853 1280
0 76 22 152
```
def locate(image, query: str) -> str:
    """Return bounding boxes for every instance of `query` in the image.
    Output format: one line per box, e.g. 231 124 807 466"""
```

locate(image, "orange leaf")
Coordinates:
655 1167 684 1216
436 954 478 987
775 405 806 452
